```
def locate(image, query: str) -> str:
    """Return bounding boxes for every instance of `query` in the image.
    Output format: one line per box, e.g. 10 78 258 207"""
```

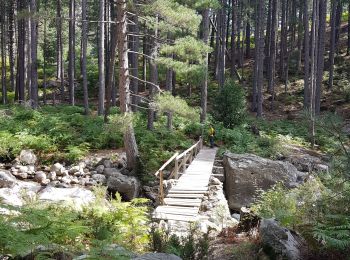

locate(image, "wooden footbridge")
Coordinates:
152 138 218 222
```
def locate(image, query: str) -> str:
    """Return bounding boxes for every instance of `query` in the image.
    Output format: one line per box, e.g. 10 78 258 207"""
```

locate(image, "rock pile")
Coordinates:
0 150 142 207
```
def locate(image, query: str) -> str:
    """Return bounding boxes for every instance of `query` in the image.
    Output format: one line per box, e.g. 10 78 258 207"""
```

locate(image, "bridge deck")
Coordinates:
152 147 217 222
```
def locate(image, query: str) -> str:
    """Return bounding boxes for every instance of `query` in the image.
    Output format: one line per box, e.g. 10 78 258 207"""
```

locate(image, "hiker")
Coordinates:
208 124 215 148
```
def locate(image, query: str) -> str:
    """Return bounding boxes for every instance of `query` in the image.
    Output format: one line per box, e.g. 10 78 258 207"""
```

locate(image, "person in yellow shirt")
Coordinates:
208 124 215 148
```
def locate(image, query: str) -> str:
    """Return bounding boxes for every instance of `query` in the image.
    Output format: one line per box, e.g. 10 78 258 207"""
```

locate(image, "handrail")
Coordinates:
155 152 179 177
154 137 203 205
176 139 201 160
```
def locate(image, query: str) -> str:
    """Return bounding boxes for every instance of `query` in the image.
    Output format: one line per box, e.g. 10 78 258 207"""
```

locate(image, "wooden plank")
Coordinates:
152 213 197 222
164 198 202 207
167 193 205 198
168 190 207 194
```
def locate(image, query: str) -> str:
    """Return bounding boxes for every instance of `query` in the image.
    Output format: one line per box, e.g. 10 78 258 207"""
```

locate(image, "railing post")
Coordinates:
174 158 179 179
159 170 164 205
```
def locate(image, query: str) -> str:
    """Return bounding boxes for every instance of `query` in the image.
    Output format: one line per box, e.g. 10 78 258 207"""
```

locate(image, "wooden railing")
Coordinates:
155 137 203 204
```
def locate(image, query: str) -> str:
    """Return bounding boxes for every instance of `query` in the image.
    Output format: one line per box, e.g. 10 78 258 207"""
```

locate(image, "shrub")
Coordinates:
213 79 246 128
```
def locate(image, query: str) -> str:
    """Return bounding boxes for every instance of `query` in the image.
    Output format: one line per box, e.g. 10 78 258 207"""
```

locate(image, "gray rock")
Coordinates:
19 149 37 165
116 153 127 169
38 186 95 209
0 170 17 188
51 163 63 174
103 167 121 178
120 168 131 176
103 159 112 169
48 171 57 181
107 173 140 200
61 176 72 184
224 153 301 210
260 219 306 260
68 165 80 174
232 213 240 221
71 177 80 185
96 165 105 174
133 253 182 260
16 171 28 180
90 171 97 175
18 165 29 173
34 171 47 184
92 174 107 185
0 180 41 206
285 153 328 173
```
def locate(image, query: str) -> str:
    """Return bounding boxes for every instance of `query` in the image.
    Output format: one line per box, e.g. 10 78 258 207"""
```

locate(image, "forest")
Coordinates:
0 0 350 259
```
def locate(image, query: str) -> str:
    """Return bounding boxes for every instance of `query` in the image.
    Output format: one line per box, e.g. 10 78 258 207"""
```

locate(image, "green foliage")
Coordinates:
0 105 123 163
232 241 261 260
155 92 199 120
150 224 209 260
213 80 247 128
0 187 150 258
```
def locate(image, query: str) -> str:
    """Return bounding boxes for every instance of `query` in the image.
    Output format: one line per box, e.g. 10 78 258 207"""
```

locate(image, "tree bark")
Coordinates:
200 8 210 123
82 0 89 115
230 0 236 77
1 0 7 104
130 14 140 111
16 0 26 103
328 0 338 89
8 0 15 93
116 0 139 170
57 0 64 103
68 0 75 106
29 0 38 108
98 0 106 115
256 0 265 117
315 0 327 115
268 0 277 110
303 0 310 108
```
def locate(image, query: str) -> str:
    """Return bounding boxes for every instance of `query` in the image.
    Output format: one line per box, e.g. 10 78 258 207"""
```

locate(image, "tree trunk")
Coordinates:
200 9 210 123
130 14 140 111
328 0 338 89
315 0 327 115
16 0 26 103
1 0 7 104
57 0 64 103
8 0 15 93
256 0 265 117
217 1 226 89
68 0 75 106
116 0 139 170
245 22 251 58
310 0 319 148
98 0 105 115
230 0 236 77
268 0 277 111
82 0 89 115
348 2 350 55
303 0 310 108
30 0 38 108
296 8 303 74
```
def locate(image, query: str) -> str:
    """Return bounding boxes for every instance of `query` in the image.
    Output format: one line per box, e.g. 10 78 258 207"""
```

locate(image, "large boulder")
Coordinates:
107 173 140 200
223 153 301 210
19 149 37 165
259 219 306 260
38 187 95 209
0 180 41 206
0 170 17 188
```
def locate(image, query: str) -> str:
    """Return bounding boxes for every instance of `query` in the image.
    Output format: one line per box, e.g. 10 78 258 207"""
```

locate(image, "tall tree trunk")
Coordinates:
82 0 89 115
43 4 47 105
296 8 303 74
230 0 236 77
17 0 26 103
217 1 226 89
334 1 342 53
329 0 338 89
310 0 319 148
256 0 265 117
303 0 310 108
8 0 15 93
279 0 287 80
68 0 75 106
315 0 327 115
1 0 7 104
116 0 139 170
57 0 64 103
30 0 38 108
200 9 210 123
130 14 140 111
104 3 117 122
98 0 105 115
147 16 159 131
268 0 277 110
